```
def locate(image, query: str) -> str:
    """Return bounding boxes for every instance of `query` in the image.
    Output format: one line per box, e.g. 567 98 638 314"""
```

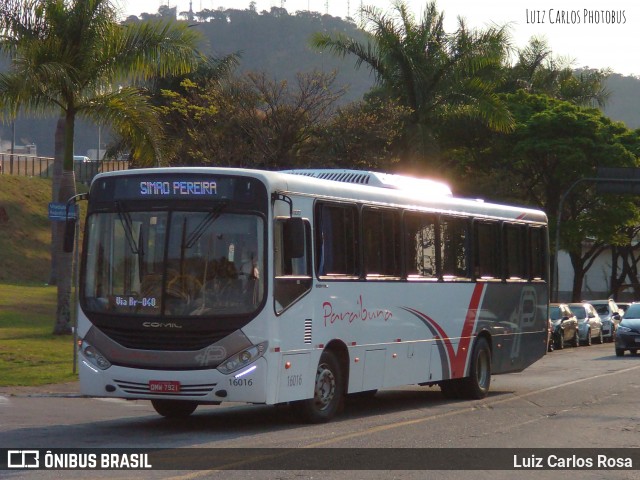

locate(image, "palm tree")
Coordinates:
504 37 610 107
0 0 204 334
311 1 513 167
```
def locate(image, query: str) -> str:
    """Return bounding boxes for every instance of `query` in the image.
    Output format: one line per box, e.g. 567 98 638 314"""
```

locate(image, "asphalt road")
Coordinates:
1 342 639 479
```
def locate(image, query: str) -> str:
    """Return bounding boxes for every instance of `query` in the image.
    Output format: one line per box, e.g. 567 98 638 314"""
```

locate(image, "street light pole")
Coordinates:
553 178 593 302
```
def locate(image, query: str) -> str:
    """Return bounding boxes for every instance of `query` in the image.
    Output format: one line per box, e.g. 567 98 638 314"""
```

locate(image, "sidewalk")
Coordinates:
0 381 81 397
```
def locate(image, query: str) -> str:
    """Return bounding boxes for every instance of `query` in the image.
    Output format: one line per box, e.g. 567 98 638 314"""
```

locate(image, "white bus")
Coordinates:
69 167 549 422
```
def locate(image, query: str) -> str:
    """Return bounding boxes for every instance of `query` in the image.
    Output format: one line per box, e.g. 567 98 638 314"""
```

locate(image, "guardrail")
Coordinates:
0 153 129 184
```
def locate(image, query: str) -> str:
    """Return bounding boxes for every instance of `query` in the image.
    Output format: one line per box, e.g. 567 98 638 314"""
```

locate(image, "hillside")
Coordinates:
0 176 53 284
603 73 640 129
1 8 640 158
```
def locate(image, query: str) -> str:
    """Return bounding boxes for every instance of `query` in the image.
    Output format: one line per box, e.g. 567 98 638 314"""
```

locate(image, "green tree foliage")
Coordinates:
311 1 512 169
0 0 203 334
472 91 640 299
306 98 410 170
157 69 349 169
503 37 610 107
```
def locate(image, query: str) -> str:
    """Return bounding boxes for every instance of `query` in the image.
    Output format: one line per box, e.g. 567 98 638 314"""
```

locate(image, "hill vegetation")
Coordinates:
1 7 639 158
0 176 52 284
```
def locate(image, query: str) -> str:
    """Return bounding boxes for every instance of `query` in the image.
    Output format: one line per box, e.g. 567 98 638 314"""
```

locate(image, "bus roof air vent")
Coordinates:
282 169 452 196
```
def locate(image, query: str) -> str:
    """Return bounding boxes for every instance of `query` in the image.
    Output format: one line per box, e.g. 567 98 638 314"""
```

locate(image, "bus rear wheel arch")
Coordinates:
439 336 492 400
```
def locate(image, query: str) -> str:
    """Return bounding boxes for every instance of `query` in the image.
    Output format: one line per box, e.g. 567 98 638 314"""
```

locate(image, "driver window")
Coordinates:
274 218 312 313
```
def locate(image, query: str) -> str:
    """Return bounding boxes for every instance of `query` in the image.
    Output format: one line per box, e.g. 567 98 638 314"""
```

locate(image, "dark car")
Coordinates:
567 302 603 346
615 303 640 356
549 303 579 349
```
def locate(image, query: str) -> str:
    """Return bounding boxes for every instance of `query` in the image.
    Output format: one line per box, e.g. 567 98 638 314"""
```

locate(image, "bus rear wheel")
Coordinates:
151 399 198 418
439 337 491 400
293 350 344 423
460 337 492 399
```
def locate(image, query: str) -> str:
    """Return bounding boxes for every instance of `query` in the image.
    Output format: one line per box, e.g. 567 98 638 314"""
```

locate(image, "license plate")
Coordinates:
149 380 181 393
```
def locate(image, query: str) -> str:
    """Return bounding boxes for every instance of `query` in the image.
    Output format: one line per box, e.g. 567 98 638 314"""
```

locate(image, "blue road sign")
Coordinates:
48 202 78 221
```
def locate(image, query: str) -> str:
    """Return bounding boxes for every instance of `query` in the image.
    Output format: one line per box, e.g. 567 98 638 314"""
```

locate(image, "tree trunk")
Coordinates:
569 252 586 302
52 112 77 335
52 171 76 335
48 117 65 285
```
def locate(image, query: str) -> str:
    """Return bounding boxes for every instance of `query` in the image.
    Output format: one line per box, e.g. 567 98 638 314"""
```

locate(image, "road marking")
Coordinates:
164 363 640 479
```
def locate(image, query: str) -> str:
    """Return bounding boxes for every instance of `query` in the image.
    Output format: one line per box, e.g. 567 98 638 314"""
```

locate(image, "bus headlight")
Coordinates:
217 341 268 375
80 340 112 370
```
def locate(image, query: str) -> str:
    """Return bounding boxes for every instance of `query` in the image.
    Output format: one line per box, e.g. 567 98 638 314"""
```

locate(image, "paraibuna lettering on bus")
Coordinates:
322 295 393 327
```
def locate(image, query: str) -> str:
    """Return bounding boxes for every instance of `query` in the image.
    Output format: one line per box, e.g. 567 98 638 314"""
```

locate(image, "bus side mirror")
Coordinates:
63 219 76 253
283 217 305 259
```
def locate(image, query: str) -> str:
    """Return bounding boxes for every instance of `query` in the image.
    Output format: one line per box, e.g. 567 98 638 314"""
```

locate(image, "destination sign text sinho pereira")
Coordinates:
139 180 217 196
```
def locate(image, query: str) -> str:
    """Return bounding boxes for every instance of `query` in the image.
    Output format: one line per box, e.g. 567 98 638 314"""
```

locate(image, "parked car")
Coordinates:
617 302 631 315
589 299 622 342
615 302 640 356
567 302 603 346
549 303 579 349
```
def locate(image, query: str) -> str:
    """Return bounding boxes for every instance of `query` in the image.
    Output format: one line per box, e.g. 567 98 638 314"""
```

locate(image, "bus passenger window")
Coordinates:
274 218 312 313
529 227 547 280
315 203 359 278
404 212 438 279
362 208 401 278
441 217 469 279
504 224 527 279
474 221 500 279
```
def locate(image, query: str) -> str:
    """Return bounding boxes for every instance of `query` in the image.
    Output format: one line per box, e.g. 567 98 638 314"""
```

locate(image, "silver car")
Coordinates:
589 299 622 342
567 303 603 346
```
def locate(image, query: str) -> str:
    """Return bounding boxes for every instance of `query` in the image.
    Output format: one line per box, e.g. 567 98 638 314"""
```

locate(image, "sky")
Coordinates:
115 0 640 77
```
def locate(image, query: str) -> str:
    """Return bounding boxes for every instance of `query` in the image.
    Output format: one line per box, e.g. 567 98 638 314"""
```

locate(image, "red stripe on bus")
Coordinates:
449 283 485 376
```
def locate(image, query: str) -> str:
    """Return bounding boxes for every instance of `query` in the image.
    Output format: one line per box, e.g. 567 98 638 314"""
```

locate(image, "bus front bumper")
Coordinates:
78 355 269 404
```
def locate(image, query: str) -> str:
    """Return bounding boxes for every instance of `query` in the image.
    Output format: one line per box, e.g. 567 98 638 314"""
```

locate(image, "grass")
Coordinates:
0 176 80 386
0 284 78 386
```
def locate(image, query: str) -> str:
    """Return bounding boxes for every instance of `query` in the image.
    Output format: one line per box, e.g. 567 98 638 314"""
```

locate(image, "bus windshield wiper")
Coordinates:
116 201 140 255
184 201 228 249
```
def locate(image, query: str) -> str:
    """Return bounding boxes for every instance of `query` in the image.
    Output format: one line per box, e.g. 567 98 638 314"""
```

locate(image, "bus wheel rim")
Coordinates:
314 363 336 411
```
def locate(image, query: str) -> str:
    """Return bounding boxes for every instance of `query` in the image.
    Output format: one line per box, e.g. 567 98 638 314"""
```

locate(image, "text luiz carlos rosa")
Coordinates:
514 454 632 469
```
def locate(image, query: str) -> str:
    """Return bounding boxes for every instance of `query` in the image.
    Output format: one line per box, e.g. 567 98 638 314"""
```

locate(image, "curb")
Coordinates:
0 381 81 397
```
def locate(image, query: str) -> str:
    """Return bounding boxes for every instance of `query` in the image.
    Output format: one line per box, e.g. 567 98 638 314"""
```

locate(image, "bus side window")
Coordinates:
504 223 527 280
404 212 438 279
362 208 401 278
441 216 470 279
315 203 359 278
529 226 547 280
274 218 312 314
474 221 500 280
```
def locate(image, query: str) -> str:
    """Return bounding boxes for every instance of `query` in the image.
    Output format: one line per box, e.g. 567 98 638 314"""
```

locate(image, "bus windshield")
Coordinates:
82 207 264 317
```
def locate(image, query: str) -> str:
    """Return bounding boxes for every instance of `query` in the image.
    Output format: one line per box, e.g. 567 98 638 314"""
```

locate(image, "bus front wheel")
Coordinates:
293 350 344 423
151 399 198 418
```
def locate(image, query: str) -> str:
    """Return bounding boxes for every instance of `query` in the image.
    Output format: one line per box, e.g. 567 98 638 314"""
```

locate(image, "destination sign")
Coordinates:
88 173 268 214
139 180 217 196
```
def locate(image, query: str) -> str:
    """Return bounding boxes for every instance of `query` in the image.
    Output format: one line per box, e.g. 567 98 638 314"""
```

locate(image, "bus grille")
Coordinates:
113 379 217 397
99 326 236 351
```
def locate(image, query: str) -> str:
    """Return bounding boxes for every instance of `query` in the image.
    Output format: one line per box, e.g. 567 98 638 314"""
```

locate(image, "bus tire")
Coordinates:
439 379 462 399
293 350 344 423
151 399 198 418
458 337 491 399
